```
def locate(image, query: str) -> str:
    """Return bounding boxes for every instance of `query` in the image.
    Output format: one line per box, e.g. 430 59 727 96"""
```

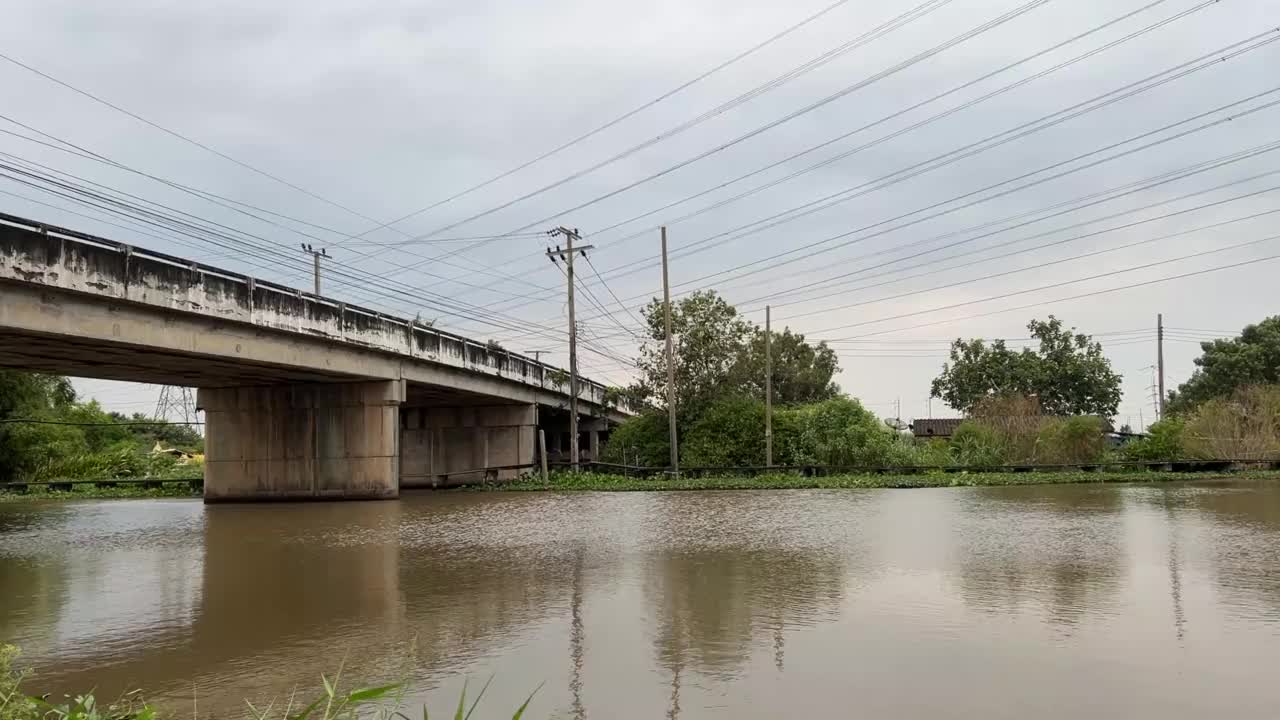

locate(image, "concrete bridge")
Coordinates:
0 212 632 501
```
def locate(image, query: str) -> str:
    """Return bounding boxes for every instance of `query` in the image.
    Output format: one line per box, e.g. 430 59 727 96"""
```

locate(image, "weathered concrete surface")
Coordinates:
198 381 405 502
0 214 631 422
401 404 537 488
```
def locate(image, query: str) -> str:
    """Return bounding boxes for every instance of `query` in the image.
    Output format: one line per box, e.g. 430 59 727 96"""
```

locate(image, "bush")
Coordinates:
682 396 767 467
1123 418 1187 461
1034 416 1106 465
950 422 1007 467
1182 385 1280 460
601 412 670 467
796 397 914 467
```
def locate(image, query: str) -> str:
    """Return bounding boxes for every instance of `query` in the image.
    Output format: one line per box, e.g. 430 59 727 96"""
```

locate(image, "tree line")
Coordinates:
603 290 1280 467
0 372 203 482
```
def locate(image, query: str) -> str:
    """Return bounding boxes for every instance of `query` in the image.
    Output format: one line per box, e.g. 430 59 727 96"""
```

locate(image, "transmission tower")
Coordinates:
154 385 199 424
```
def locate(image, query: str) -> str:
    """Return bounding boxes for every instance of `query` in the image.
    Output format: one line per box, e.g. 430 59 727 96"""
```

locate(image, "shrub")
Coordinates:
601 412 670 467
798 397 910 467
682 396 767 467
950 422 1007 467
1182 385 1280 460
1034 416 1106 465
1123 418 1187 461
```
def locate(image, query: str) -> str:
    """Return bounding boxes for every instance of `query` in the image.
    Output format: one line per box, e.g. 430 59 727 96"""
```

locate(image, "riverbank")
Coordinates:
0 479 200 502
488 469 1280 492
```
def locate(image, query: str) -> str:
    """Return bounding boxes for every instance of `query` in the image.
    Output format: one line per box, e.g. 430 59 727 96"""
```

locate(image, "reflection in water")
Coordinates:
2 484 1280 718
953 485 1126 628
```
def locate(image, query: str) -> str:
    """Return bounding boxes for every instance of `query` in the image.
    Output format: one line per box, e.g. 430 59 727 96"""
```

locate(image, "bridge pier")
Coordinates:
198 380 405 502
400 404 537 487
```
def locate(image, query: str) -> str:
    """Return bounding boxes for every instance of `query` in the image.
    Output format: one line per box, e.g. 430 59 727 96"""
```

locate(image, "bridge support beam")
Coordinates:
198 380 405 502
400 404 537 488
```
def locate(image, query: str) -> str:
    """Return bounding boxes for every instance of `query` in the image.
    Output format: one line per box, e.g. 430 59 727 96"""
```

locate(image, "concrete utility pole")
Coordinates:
765 305 773 468
661 227 679 474
1157 313 1166 420
547 228 594 472
301 244 328 296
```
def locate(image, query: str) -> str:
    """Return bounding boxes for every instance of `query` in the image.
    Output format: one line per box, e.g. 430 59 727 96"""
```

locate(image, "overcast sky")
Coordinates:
2 0 1276 427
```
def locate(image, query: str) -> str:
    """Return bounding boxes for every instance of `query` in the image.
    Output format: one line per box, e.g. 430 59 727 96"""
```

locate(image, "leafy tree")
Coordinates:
0 370 77 481
1168 316 1280 413
931 316 1122 417
731 327 840 404
633 291 753 421
601 412 670 467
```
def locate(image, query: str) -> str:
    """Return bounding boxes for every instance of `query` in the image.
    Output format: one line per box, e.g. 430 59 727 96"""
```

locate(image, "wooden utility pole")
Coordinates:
1157 313 1166 420
301 244 328 295
765 305 773 468
547 228 594 472
661 227 679 474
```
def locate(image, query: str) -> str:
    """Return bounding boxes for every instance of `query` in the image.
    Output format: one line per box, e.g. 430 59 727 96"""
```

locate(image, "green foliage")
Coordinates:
681 396 766 467
2 644 538 720
601 412 671 467
949 422 1007 467
1123 418 1187 461
631 291 842 420
502 468 1280 492
1168 317 1280 413
1034 416 1107 465
931 316 1122 417
731 327 840 404
796 397 914 467
634 291 754 420
1181 385 1280 460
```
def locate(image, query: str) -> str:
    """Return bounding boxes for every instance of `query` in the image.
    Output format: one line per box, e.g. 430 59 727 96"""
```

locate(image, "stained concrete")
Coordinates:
198 381 405 502
400 404 537 487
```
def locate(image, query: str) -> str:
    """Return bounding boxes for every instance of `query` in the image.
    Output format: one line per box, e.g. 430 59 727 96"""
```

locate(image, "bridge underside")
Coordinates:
0 282 614 501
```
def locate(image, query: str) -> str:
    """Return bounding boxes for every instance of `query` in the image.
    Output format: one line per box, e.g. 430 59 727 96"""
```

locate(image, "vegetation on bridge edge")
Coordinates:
486 468 1280 492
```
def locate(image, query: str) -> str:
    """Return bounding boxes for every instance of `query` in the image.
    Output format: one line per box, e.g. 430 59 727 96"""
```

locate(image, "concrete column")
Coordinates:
400 403 536 488
588 430 600 462
198 380 405 502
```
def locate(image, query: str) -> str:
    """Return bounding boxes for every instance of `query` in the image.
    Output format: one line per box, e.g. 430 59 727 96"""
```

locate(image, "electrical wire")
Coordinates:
380 0 1048 277
328 0 861 244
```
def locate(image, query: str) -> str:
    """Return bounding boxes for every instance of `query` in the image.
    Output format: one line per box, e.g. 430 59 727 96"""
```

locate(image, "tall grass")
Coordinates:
0 645 538 720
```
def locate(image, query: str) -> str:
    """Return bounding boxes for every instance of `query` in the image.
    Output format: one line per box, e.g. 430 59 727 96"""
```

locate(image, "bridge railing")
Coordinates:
0 211 635 414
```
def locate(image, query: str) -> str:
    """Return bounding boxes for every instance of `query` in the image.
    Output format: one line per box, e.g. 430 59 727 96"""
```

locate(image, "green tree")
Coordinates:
731 327 840 404
931 316 1121 417
633 291 753 421
0 370 77 481
1168 316 1280 413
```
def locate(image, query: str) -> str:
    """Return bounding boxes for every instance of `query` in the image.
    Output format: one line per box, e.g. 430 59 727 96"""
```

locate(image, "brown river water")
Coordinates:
1 481 1278 718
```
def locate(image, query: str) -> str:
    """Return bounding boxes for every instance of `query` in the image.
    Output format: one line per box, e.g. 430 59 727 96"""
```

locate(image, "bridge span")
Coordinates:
0 212 632 501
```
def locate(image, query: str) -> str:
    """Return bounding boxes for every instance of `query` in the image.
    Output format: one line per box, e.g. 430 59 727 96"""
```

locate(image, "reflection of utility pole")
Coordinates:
569 550 586 720
301 243 328 296
547 228 594 472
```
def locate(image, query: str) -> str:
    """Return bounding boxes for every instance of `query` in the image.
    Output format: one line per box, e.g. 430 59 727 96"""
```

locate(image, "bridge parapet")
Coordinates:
0 212 634 415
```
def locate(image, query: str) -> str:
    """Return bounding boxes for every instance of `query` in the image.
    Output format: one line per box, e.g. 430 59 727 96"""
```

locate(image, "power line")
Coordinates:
377 0 1047 278
500 84 1280 342
770 184 1280 321
489 27 1280 331
327 0 861 244
813 249 1280 342
588 0 1200 250
0 49 381 225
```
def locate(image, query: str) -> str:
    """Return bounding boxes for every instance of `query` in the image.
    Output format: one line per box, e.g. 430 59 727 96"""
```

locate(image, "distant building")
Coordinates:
910 416 1115 440
910 418 964 439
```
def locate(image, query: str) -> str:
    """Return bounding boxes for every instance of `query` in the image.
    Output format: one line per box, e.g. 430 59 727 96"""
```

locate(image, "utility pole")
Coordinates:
765 305 773 468
526 350 550 364
1157 313 1166 420
301 243 328 296
547 228 594 472
661 227 679 474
